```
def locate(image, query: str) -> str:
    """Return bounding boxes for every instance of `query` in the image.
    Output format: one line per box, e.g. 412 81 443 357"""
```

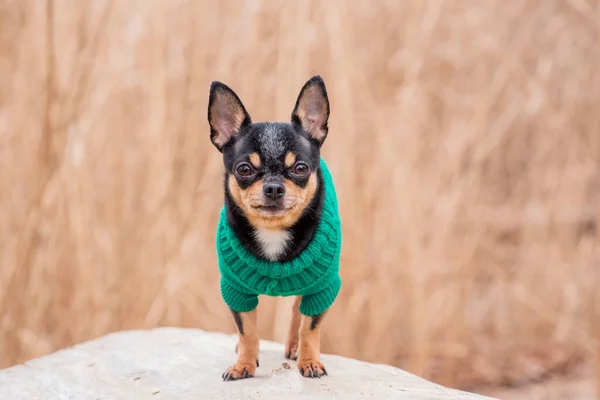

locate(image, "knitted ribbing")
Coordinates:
216 159 342 316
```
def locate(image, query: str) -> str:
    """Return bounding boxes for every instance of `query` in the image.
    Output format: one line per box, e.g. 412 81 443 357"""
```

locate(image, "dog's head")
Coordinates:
208 76 330 230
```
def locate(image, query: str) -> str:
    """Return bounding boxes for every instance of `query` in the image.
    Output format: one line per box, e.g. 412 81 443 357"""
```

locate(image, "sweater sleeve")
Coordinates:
220 278 259 313
299 274 342 316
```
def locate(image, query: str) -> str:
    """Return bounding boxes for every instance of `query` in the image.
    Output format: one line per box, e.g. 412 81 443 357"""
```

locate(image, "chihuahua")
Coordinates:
208 76 341 381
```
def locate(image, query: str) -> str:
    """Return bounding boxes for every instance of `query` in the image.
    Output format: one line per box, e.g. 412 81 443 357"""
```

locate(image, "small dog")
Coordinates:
208 76 342 380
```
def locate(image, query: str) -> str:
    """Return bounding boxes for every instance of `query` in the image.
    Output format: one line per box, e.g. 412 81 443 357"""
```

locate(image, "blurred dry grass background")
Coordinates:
1 0 599 394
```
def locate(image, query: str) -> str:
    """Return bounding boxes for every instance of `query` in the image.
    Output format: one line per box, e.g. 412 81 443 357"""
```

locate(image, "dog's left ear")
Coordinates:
291 75 330 146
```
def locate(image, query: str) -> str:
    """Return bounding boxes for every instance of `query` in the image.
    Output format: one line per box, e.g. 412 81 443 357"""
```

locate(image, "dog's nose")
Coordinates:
263 183 285 200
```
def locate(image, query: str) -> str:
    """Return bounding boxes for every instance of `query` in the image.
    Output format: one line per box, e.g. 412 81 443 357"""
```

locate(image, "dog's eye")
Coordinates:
292 162 310 176
236 163 254 177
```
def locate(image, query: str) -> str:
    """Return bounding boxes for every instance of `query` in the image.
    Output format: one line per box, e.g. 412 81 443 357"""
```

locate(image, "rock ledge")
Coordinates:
0 327 494 399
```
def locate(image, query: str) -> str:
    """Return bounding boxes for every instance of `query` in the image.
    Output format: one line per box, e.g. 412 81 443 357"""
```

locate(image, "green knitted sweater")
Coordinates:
216 159 342 316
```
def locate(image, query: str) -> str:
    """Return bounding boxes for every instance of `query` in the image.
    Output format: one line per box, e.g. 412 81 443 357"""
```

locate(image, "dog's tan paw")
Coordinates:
298 359 327 378
284 342 298 360
222 362 256 381
234 344 260 367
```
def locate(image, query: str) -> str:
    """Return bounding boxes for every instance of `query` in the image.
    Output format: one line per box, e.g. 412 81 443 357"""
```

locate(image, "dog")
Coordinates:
208 76 342 381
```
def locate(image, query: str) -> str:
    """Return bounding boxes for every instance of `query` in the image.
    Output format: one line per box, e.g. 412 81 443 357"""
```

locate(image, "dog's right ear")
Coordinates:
208 81 251 151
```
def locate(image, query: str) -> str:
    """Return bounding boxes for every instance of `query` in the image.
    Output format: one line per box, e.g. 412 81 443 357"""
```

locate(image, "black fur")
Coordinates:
310 313 324 331
230 308 244 335
222 123 325 261
209 76 330 263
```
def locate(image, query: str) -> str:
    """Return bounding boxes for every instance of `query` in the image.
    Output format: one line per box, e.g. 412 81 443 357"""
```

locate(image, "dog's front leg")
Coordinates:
284 296 302 360
222 308 258 381
297 311 328 378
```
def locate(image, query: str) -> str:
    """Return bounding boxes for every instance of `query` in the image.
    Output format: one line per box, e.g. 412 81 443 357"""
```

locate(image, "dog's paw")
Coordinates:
298 359 327 378
222 362 256 381
284 342 298 360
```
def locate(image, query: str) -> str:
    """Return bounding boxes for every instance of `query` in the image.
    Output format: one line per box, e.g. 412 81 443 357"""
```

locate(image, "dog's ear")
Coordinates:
208 81 251 151
291 75 330 146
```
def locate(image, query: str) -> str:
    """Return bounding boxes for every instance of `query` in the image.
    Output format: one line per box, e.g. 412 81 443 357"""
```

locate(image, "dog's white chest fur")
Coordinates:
253 228 291 261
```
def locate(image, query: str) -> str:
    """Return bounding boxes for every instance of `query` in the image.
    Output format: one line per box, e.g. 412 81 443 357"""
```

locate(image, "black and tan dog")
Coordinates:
208 76 340 380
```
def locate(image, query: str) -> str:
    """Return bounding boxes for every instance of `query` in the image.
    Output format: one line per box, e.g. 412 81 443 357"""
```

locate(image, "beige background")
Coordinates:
1 0 599 394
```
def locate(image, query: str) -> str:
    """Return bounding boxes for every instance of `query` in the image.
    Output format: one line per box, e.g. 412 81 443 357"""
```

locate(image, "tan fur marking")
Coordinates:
228 172 318 230
271 172 317 229
284 152 296 168
284 296 302 360
303 172 319 209
224 310 258 380
249 153 261 169
297 311 327 377
227 174 244 208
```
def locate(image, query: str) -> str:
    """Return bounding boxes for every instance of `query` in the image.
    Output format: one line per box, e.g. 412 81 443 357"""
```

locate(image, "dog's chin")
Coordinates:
251 205 290 218
242 201 303 229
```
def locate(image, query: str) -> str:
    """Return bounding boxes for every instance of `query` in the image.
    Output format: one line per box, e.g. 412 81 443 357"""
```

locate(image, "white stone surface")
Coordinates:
0 328 495 399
